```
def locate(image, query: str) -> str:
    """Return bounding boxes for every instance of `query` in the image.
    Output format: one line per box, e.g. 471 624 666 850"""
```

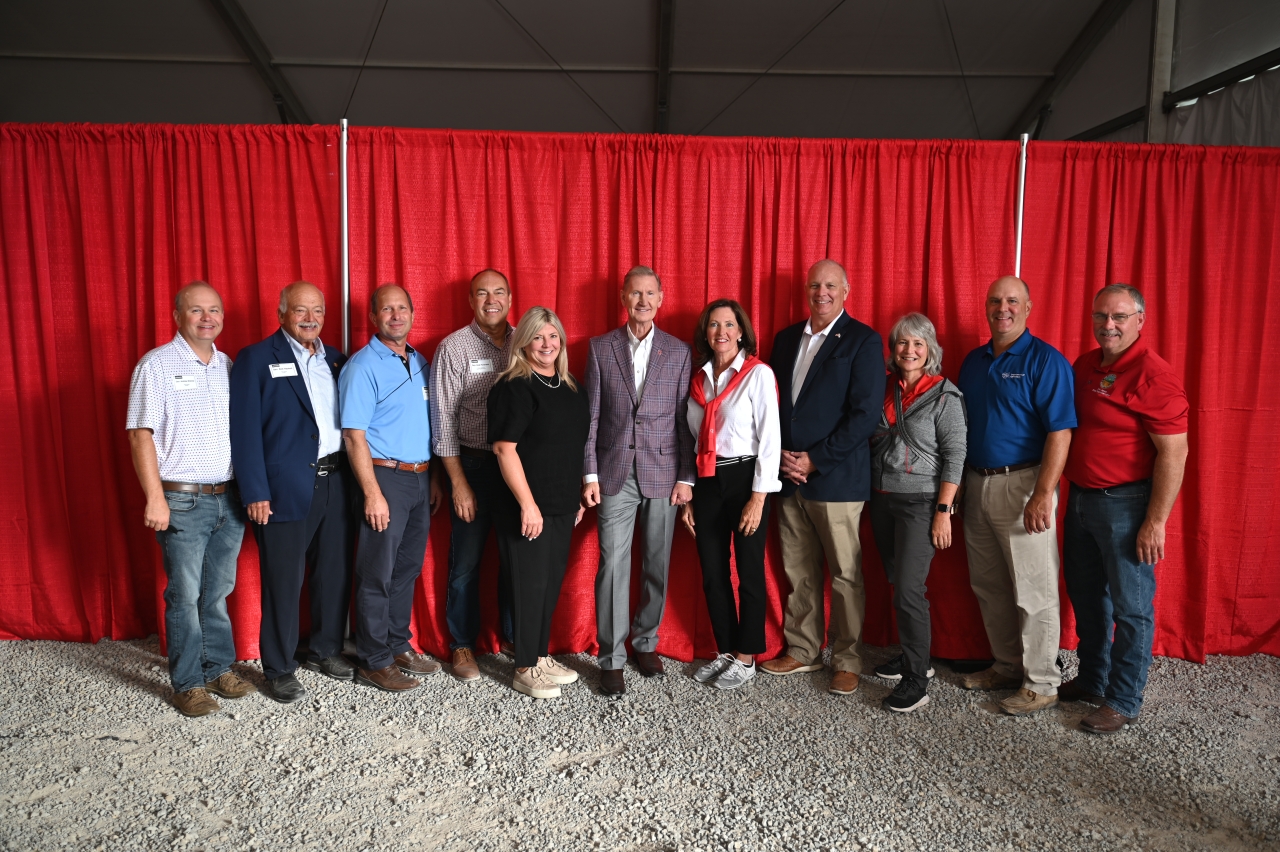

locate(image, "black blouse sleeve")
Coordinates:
487 377 534 444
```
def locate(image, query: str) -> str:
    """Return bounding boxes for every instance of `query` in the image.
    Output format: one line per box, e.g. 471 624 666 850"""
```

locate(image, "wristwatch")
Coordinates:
936 503 956 515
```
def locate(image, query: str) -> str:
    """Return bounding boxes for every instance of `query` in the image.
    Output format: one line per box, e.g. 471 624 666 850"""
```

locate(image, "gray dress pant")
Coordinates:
594 466 678 670
869 491 936 681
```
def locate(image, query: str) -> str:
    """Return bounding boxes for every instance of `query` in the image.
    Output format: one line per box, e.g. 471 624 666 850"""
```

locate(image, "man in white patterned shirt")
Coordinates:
127 281 251 718
430 269 516 681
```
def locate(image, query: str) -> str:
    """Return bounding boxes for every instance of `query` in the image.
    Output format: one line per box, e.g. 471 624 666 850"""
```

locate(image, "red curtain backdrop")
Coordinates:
2 124 1277 666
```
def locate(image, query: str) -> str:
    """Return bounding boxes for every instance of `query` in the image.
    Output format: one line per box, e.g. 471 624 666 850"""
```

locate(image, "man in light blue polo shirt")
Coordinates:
957 275 1076 717
341 283 444 692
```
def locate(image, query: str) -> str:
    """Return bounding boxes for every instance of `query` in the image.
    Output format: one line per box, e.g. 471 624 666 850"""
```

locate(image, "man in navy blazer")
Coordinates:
230 282 353 704
762 259 885 696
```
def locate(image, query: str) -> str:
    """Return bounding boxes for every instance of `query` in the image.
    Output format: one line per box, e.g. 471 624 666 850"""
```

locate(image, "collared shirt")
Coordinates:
126 333 234 483
430 320 512 456
791 311 843 403
957 330 1076 470
628 324 655 398
1064 338 1188 489
339 335 432 464
686 350 783 493
284 331 342 459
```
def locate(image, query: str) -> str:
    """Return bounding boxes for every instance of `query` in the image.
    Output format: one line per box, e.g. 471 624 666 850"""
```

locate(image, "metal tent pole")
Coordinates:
1015 133 1029 278
340 118 350 355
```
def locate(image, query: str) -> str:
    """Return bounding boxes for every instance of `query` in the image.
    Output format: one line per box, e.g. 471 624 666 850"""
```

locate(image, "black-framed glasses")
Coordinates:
1091 312 1141 324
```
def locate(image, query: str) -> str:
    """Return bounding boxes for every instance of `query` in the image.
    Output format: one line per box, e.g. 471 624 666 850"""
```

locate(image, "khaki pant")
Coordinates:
776 493 866 673
963 466 1062 695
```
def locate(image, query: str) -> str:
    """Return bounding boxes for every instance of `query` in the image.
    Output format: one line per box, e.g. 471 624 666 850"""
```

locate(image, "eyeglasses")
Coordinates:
1091 312 1141 324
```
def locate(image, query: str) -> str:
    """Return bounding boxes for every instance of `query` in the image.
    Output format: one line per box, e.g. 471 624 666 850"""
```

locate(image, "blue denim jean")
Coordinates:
155 488 246 692
445 453 513 650
1063 480 1155 718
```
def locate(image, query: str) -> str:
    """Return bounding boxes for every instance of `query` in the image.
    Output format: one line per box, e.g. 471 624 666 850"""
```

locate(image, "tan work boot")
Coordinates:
959 666 1022 691
452 648 480 682
172 688 219 717
999 687 1058 716
204 671 254 699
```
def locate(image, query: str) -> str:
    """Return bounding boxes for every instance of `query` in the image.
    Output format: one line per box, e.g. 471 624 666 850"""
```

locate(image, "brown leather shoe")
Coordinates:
356 664 420 692
634 651 664 677
761 653 823 676
394 652 442 676
204 671 255 699
172 688 219 717
959 666 1023 691
600 668 626 696
499 639 516 657
451 648 480 682
829 670 860 695
1058 678 1105 704
999 687 1058 716
1081 704 1138 734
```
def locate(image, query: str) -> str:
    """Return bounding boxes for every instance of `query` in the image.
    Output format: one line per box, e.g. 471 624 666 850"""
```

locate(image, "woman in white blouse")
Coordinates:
679 299 782 690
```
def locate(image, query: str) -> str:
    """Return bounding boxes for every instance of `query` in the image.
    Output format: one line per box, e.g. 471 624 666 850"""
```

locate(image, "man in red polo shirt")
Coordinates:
1060 284 1189 734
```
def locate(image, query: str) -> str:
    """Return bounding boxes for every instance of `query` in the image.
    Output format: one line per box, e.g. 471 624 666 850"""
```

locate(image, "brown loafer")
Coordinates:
761 654 823 676
357 664 420 692
829 670 860 695
959 666 1023 691
999 687 1058 716
172 688 219 717
451 648 480 682
600 668 626 696
204 671 255 699
1058 678 1105 704
1081 704 1138 734
633 651 664 677
394 652 441 676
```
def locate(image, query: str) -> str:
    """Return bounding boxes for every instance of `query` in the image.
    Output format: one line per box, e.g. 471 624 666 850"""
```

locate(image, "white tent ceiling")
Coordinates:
2 1 1277 141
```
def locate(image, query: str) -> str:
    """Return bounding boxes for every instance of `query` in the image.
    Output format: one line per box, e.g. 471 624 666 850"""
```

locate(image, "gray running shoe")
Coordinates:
713 658 756 691
693 653 735 684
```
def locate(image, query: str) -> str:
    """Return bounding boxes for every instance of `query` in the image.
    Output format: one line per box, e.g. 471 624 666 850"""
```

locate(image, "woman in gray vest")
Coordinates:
869 312 968 713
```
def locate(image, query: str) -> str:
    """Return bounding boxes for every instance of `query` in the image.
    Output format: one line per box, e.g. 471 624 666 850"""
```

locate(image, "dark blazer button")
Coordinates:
311 434 318 440
629 444 635 449
310 463 316 468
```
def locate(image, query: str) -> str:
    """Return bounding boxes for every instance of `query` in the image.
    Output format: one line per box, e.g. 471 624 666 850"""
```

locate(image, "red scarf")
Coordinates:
884 373 943 426
690 355 766 478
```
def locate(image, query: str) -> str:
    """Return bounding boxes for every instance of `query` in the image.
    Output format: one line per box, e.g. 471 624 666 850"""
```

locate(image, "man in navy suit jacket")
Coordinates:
762 260 885 696
230 282 353 704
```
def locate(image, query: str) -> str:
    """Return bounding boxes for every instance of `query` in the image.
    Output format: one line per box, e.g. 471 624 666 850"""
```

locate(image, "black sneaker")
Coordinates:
883 677 930 713
873 653 935 683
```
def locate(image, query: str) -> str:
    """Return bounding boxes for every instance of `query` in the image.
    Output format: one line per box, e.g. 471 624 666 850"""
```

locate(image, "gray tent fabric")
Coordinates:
1170 65 1280 147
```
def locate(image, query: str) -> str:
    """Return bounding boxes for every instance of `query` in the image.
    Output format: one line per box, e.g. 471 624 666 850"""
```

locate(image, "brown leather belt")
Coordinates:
161 481 233 494
371 458 430 473
459 445 492 459
968 461 1039 477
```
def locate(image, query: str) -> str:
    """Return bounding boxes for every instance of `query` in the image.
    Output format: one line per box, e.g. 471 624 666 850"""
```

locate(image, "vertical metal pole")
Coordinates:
1015 132 1029 278
340 118 350 355
1145 0 1177 143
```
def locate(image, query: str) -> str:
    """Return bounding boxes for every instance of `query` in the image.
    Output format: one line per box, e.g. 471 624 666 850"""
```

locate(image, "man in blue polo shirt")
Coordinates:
341 283 444 692
957 275 1076 716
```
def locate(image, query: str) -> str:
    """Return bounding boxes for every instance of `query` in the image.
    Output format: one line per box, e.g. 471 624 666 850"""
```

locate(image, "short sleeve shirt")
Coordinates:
958 331 1077 470
125 334 234 483
487 375 590 516
1064 339 1188 489
339 336 433 464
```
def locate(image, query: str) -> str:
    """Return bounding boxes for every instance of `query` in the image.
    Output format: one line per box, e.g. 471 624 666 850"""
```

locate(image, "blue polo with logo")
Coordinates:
957 330 1076 469
339 335 433 464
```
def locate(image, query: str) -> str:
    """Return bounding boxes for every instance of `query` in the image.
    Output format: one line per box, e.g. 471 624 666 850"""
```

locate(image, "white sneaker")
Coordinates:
713 658 756 691
512 666 561 699
538 656 579 685
693 653 736 684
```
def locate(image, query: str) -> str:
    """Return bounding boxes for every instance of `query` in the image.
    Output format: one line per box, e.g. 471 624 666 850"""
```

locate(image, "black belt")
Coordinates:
459 445 492 459
716 455 756 467
161 480 233 495
1071 478 1151 494
968 461 1039 477
315 452 344 475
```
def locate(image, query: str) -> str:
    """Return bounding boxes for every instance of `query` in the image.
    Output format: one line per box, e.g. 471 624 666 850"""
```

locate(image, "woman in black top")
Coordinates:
487 306 590 700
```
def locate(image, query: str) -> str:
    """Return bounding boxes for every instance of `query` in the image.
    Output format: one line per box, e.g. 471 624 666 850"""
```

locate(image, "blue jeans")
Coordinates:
445 453 513 650
1063 480 1155 718
155 488 246 692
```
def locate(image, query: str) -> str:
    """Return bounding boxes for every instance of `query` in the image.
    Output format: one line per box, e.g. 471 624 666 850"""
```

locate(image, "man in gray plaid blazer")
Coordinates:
582 266 697 696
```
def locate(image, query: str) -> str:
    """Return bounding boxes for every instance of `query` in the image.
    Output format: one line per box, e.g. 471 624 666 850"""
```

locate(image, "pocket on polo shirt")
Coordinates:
164 492 197 513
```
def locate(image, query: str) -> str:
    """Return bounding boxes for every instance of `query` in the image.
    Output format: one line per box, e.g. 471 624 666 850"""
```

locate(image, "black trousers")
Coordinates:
692 458 770 655
253 464 353 680
353 466 431 671
497 511 575 669
869 490 936 682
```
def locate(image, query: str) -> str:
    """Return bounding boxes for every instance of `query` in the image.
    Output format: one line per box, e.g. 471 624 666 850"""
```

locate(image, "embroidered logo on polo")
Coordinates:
1092 372 1118 397
1000 372 1026 379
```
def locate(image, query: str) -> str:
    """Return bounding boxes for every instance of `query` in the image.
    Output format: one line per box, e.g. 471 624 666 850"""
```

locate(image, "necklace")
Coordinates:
532 370 561 389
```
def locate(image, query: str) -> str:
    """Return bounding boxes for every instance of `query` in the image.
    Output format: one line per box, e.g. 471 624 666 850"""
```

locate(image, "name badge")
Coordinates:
172 375 198 391
269 362 299 378
469 358 494 375
423 386 430 401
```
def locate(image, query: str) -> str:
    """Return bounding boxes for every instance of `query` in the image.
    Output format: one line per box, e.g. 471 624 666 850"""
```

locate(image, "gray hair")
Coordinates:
278 281 323 317
810 259 849 287
622 265 661 292
1096 283 1145 313
886 312 944 376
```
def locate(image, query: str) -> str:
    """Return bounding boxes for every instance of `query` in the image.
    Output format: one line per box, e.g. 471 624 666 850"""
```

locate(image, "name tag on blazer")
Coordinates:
269 362 299 378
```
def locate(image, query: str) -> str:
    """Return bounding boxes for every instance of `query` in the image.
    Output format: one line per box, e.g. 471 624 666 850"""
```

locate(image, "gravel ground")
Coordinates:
0 638 1276 852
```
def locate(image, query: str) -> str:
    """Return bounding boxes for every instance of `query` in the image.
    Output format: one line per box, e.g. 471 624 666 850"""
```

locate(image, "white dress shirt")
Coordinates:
686 350 782 493
628 324 654 398
285 331 343 459
791 310 844 403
